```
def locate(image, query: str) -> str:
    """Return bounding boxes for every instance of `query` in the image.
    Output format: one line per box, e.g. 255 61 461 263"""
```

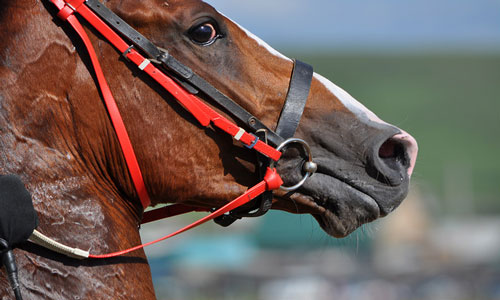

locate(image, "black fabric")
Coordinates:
0 175 39 247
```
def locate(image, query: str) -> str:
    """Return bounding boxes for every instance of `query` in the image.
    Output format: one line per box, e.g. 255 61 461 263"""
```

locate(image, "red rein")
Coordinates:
49 0 284 258
89 168 282 259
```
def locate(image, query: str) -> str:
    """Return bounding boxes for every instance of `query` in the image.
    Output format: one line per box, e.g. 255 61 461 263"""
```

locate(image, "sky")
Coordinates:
204 0 500 51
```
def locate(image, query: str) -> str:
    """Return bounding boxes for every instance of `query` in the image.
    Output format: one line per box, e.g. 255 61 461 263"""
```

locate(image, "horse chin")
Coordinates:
279 172 383 238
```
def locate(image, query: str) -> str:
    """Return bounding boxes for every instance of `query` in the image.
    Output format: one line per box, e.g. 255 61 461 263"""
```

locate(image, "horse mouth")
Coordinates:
276 169 384 238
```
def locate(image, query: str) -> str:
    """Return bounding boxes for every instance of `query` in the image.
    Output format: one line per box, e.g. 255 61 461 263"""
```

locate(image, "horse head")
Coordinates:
102 0 418 236
0 0 417 298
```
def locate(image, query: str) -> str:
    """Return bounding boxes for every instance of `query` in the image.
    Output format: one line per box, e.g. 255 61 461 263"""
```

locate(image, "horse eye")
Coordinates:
188 22 218 45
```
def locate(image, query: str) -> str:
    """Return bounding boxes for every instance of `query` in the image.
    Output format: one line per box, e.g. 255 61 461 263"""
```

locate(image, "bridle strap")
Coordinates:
45 0 312 239
38 0 315 256
275 60 314 139
159 55 285 147
85 0 313 148
88 167 282 258
54 0 152 208
212 61 313 226
30 167 283 259
84 0 163 62
82 0 313 224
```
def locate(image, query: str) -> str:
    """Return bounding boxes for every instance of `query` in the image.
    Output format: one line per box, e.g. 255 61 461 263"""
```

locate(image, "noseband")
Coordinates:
30 0 316 259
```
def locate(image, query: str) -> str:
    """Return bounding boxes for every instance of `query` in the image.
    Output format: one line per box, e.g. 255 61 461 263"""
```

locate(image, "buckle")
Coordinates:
122 45 134 61
244 134 259 149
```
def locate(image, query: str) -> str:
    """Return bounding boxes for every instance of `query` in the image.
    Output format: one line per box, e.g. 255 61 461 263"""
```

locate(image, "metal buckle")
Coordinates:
244 134 259 149
255 129 268 144
122 45 134 61
271 138 317 191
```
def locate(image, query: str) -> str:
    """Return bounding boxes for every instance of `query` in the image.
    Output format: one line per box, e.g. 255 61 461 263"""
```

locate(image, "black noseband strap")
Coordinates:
275 60 314 139
215 60 313 226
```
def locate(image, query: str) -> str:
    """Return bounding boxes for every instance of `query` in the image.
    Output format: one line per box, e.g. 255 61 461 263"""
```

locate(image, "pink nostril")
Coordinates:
391 131 418 177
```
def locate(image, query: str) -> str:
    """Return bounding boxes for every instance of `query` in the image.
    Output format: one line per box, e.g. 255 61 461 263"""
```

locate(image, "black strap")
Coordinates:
275 60 314 139
213 131 273 227
86 0 315 148
86 0 286 147
158 53 287 147
86 0 163 59
213 61 313 226
229 61 312 223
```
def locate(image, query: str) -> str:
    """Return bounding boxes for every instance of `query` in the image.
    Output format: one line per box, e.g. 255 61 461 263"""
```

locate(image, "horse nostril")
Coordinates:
370 131 418 186
378 138 407 170
379 138 397 158
367 136 409 186
390 131 418 177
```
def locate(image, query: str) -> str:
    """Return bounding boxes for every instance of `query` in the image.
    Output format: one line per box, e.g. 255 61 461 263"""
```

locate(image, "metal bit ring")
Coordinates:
273 138 317 191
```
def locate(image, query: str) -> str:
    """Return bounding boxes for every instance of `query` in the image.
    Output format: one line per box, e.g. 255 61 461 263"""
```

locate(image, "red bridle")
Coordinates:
40 0 315 259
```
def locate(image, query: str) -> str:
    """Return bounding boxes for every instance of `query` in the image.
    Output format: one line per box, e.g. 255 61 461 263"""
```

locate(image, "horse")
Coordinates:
0 0 418 298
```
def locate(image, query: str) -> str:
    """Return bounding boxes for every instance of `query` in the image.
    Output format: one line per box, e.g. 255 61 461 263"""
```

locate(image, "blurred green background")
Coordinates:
141 1 500 299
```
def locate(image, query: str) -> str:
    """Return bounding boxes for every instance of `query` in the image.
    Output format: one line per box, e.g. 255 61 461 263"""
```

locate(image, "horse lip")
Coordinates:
283 171 382 237
317 187 380 237
313 168 383 216
276 156 386 236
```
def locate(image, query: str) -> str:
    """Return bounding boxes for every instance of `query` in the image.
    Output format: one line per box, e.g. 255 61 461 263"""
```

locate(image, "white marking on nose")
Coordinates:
313 73 386 125
315 73 418 177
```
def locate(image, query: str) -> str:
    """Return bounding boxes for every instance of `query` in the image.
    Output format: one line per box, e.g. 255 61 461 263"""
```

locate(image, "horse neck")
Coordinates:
0 83 157 297
1 4 157 299
0 0 143 233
